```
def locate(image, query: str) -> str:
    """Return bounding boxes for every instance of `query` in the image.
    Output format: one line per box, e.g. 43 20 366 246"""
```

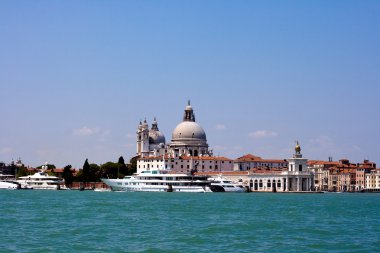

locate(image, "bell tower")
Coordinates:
136 119 150 157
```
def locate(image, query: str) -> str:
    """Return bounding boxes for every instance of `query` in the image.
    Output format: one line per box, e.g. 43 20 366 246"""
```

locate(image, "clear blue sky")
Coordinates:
1 1 379 168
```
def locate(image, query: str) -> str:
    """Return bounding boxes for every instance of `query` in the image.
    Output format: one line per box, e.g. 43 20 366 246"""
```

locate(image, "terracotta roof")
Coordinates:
258 159 287 163
308 160 340 166
234 154 262 162
180 156 232 161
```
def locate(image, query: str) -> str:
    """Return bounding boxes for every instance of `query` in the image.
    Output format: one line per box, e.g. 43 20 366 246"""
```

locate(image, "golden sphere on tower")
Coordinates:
295 141 301 153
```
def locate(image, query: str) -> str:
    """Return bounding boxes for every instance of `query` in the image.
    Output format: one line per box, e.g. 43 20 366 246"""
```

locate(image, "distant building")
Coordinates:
0 159 24 176
308 160 340 191
365 169 380 191
309 158 377 192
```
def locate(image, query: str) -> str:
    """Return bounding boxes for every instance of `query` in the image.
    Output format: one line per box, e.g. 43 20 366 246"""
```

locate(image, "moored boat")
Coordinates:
17 171 63 190
0 181 19 190
101 170 218 193
208 176 245 192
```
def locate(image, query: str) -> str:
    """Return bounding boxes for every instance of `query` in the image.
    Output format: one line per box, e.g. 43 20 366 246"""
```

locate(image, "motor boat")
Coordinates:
208 176 245 192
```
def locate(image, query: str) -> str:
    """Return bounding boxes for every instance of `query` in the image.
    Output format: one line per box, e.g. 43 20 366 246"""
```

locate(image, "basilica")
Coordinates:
136 101 212 158
136 101 233 173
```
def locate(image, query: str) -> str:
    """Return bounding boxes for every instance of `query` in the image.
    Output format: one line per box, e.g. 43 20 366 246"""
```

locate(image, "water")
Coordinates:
1 191 379 253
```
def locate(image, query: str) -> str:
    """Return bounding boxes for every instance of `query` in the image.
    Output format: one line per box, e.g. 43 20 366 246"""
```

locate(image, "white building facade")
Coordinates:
248 142 314 192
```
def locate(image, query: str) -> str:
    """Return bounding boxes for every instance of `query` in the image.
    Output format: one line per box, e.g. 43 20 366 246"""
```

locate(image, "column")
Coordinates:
285 178 289 191
297 178 300 191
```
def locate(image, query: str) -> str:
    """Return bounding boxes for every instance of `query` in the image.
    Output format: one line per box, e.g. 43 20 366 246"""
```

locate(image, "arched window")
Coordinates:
267 180 271 187
259 180 263 188
277 180 281 188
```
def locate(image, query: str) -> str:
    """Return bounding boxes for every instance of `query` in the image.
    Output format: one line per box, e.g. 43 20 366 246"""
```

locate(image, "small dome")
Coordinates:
172 121 206 141
149 130 165 145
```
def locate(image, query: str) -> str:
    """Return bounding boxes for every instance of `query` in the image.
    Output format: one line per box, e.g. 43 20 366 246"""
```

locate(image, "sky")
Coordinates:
1 1 379 168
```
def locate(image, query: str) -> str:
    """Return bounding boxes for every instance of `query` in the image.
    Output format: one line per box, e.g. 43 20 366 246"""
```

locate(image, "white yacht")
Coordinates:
208 176 245 192
0 181 19 190
17 171 63 190
101 170 221 193
0 174 19 190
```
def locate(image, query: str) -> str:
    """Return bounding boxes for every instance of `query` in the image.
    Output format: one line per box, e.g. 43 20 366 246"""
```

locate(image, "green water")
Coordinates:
1 191 379 252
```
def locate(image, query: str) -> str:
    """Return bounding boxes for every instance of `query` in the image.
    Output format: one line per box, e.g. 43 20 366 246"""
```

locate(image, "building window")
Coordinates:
299 165 302 172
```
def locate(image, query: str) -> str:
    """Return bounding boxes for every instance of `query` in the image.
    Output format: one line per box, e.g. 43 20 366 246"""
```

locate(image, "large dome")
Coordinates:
171 121 206 141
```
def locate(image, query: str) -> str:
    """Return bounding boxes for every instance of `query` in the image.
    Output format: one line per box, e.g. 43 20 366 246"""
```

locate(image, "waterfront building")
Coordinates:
136 101 233 174
248 142 314 192
137 155 233 174
365 169 380 191
308 160 339 191
233 154 288 171
356 160 376 191
309 159 377 192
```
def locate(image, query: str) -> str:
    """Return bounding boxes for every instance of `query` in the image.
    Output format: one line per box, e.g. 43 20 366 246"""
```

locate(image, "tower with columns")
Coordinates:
288 141 309 173
136 119 150 157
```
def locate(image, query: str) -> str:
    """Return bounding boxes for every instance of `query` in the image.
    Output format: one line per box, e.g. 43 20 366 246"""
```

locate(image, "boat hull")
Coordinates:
0 181 19 190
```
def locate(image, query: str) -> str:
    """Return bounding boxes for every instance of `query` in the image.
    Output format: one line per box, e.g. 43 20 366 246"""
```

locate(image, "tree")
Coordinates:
62 165 74 188
89 163 100 182
16 165 28 178
82 159 90 182
101 162 119 179
118 156 125 165
128 156 139 175
118 156 128 178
